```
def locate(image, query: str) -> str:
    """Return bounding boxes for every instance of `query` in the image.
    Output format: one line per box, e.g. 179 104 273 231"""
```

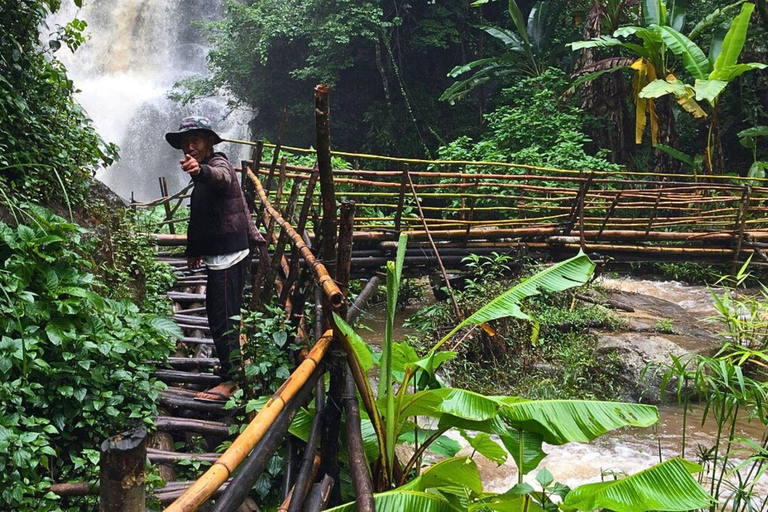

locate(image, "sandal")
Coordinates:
194 389 233 403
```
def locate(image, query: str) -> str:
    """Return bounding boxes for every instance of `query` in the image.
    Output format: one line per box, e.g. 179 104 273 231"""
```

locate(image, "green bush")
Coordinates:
437 69 621 173
0 205 180 511
0 1 118 206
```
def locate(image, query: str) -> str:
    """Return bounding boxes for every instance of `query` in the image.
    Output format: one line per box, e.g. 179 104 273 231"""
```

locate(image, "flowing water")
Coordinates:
48 1 252 202
360 276 768 502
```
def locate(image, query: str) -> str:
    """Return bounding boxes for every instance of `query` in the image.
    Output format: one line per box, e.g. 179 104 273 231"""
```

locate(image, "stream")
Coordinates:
359 276 768 501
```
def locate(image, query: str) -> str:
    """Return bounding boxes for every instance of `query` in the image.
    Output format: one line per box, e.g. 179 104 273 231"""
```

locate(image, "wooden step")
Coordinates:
172 314 209 325
159 391 230 413
167 291 206 301
154 369 220 386
154 416 231 437
157 357 219 369
176 323 211 333
148 448 220 464
176 336 214 345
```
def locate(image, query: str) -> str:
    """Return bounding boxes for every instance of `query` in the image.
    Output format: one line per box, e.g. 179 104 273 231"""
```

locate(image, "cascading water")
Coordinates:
49 0 252 202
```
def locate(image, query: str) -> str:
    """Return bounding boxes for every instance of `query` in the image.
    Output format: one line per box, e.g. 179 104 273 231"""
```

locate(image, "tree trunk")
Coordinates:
99 427 147 512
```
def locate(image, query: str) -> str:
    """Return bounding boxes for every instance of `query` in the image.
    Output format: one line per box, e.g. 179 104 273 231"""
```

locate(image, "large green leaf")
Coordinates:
563 458 715 512
654 144 695 167
711 2 754 77
498 398 659 445
508 0 530 44
469 496 546 512
326 490 453 512
499 431 547 475
738 126 768 148
693 78 728 103
399 428 462 458
710 62 767 81
642 0 665 26
333 313 373 372
652 26 710 79
689 0 747 40
639 78 691 99
433 252 594 350
481 25 528 53
462 430 508 465
527 1 553 55
402 456 484 496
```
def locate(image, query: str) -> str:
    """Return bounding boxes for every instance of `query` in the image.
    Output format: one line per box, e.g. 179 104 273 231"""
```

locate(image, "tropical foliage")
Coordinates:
320 236 713 511
0 205 179 510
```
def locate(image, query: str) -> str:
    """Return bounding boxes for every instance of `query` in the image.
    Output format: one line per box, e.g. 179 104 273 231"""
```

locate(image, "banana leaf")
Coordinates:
401 456 484 496
693 79 728 103
689 0 746 40
325 490 453 512
562 458 715 512
508 0 530 45
642 0 665 26
461 430 508 465
652 26 710 79
401 388 659 445
432 252 594 351
711 3 754 76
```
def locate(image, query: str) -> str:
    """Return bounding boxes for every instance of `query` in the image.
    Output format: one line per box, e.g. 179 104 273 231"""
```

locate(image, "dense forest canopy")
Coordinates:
172 0 768 175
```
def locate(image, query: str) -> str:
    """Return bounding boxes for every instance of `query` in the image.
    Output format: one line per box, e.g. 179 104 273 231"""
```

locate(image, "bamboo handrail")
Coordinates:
222 139 768 184
164 330 334 512
248 168 344 308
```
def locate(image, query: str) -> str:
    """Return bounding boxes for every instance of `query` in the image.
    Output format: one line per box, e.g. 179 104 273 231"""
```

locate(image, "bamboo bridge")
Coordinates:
87 87 768 511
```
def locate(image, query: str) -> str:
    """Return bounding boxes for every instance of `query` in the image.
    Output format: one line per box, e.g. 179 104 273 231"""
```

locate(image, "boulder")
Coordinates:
593 290 721 404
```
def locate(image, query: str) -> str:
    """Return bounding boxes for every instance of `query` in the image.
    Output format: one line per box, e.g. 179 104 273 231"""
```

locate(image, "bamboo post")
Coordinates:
211 364 324 512
278 455 322 512
578 173 594 252
394 164 409 234
344 371 375 512
280 168 320 306
165 331 333 512
563 172 592 236
267 157 289 243
315 84 337 281
464 177 480 242
732 186 752 275
286 380 326 512
595 185 624 240
99 427 147 512
242 141 263 212
407 171 462 319
644 181 665 238
263 173 302 304
265 108 288 196
305 475 334 512
347 275 381 323
159 177 175 234
336 201 356 306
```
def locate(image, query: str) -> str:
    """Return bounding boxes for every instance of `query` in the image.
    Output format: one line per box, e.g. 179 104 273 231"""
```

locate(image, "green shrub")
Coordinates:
0 205 179 511
437 69 620 173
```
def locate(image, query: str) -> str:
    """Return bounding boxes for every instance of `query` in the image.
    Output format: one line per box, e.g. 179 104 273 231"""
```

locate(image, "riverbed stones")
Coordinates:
593 289 721 404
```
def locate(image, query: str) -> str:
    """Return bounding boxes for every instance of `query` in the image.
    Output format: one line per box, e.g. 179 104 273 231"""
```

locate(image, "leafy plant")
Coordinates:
326 240 713 511
0 205 179 510
441 0 567 103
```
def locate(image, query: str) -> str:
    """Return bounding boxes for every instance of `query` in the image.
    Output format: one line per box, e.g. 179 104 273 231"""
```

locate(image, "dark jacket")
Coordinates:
186 152 264 257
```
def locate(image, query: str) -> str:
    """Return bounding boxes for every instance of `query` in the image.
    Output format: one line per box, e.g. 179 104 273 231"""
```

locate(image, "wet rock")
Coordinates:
593 290 721 404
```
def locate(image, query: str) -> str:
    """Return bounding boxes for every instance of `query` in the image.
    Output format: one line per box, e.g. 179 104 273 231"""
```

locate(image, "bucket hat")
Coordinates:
165 116 223 149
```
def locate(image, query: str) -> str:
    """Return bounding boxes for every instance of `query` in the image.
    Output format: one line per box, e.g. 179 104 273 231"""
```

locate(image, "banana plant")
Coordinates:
441 0 566 104
636 2 766 173
738 125 768 178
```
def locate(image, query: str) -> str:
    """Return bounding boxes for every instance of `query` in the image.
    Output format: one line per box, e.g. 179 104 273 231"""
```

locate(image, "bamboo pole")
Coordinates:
278 455 322 512
315 84 337 282
165 331 333 512
281 167 319 306
732 186 752 275
305 475 334 512
407 172 461 318
249 169 343 308
394 164 409 234
286 380 325 512
211 364 323 512
344 371 375 512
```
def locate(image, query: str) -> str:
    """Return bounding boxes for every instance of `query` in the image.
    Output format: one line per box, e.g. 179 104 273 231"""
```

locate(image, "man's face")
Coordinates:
181 131 213 162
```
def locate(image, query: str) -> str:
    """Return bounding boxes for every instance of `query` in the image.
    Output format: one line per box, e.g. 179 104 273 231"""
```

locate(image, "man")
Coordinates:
165 116 264 402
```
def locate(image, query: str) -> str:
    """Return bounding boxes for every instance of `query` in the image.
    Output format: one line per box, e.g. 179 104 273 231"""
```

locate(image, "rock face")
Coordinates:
593 290 721 404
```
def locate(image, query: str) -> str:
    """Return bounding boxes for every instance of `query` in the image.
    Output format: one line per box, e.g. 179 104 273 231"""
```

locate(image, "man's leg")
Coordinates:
199 257 248 399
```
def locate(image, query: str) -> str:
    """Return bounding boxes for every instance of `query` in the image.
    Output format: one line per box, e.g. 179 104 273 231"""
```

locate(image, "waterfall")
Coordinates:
49 0 252 202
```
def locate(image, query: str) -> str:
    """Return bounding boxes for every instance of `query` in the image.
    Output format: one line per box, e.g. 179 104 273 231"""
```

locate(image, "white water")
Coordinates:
48 1 252 201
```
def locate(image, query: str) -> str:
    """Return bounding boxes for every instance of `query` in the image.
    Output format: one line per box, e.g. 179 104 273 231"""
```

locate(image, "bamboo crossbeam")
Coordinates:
248 168 343 308
165 330 333 512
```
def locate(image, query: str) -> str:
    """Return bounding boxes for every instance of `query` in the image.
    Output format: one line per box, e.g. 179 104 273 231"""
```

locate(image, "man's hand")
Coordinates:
188 257 202 270
180 154 200 176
